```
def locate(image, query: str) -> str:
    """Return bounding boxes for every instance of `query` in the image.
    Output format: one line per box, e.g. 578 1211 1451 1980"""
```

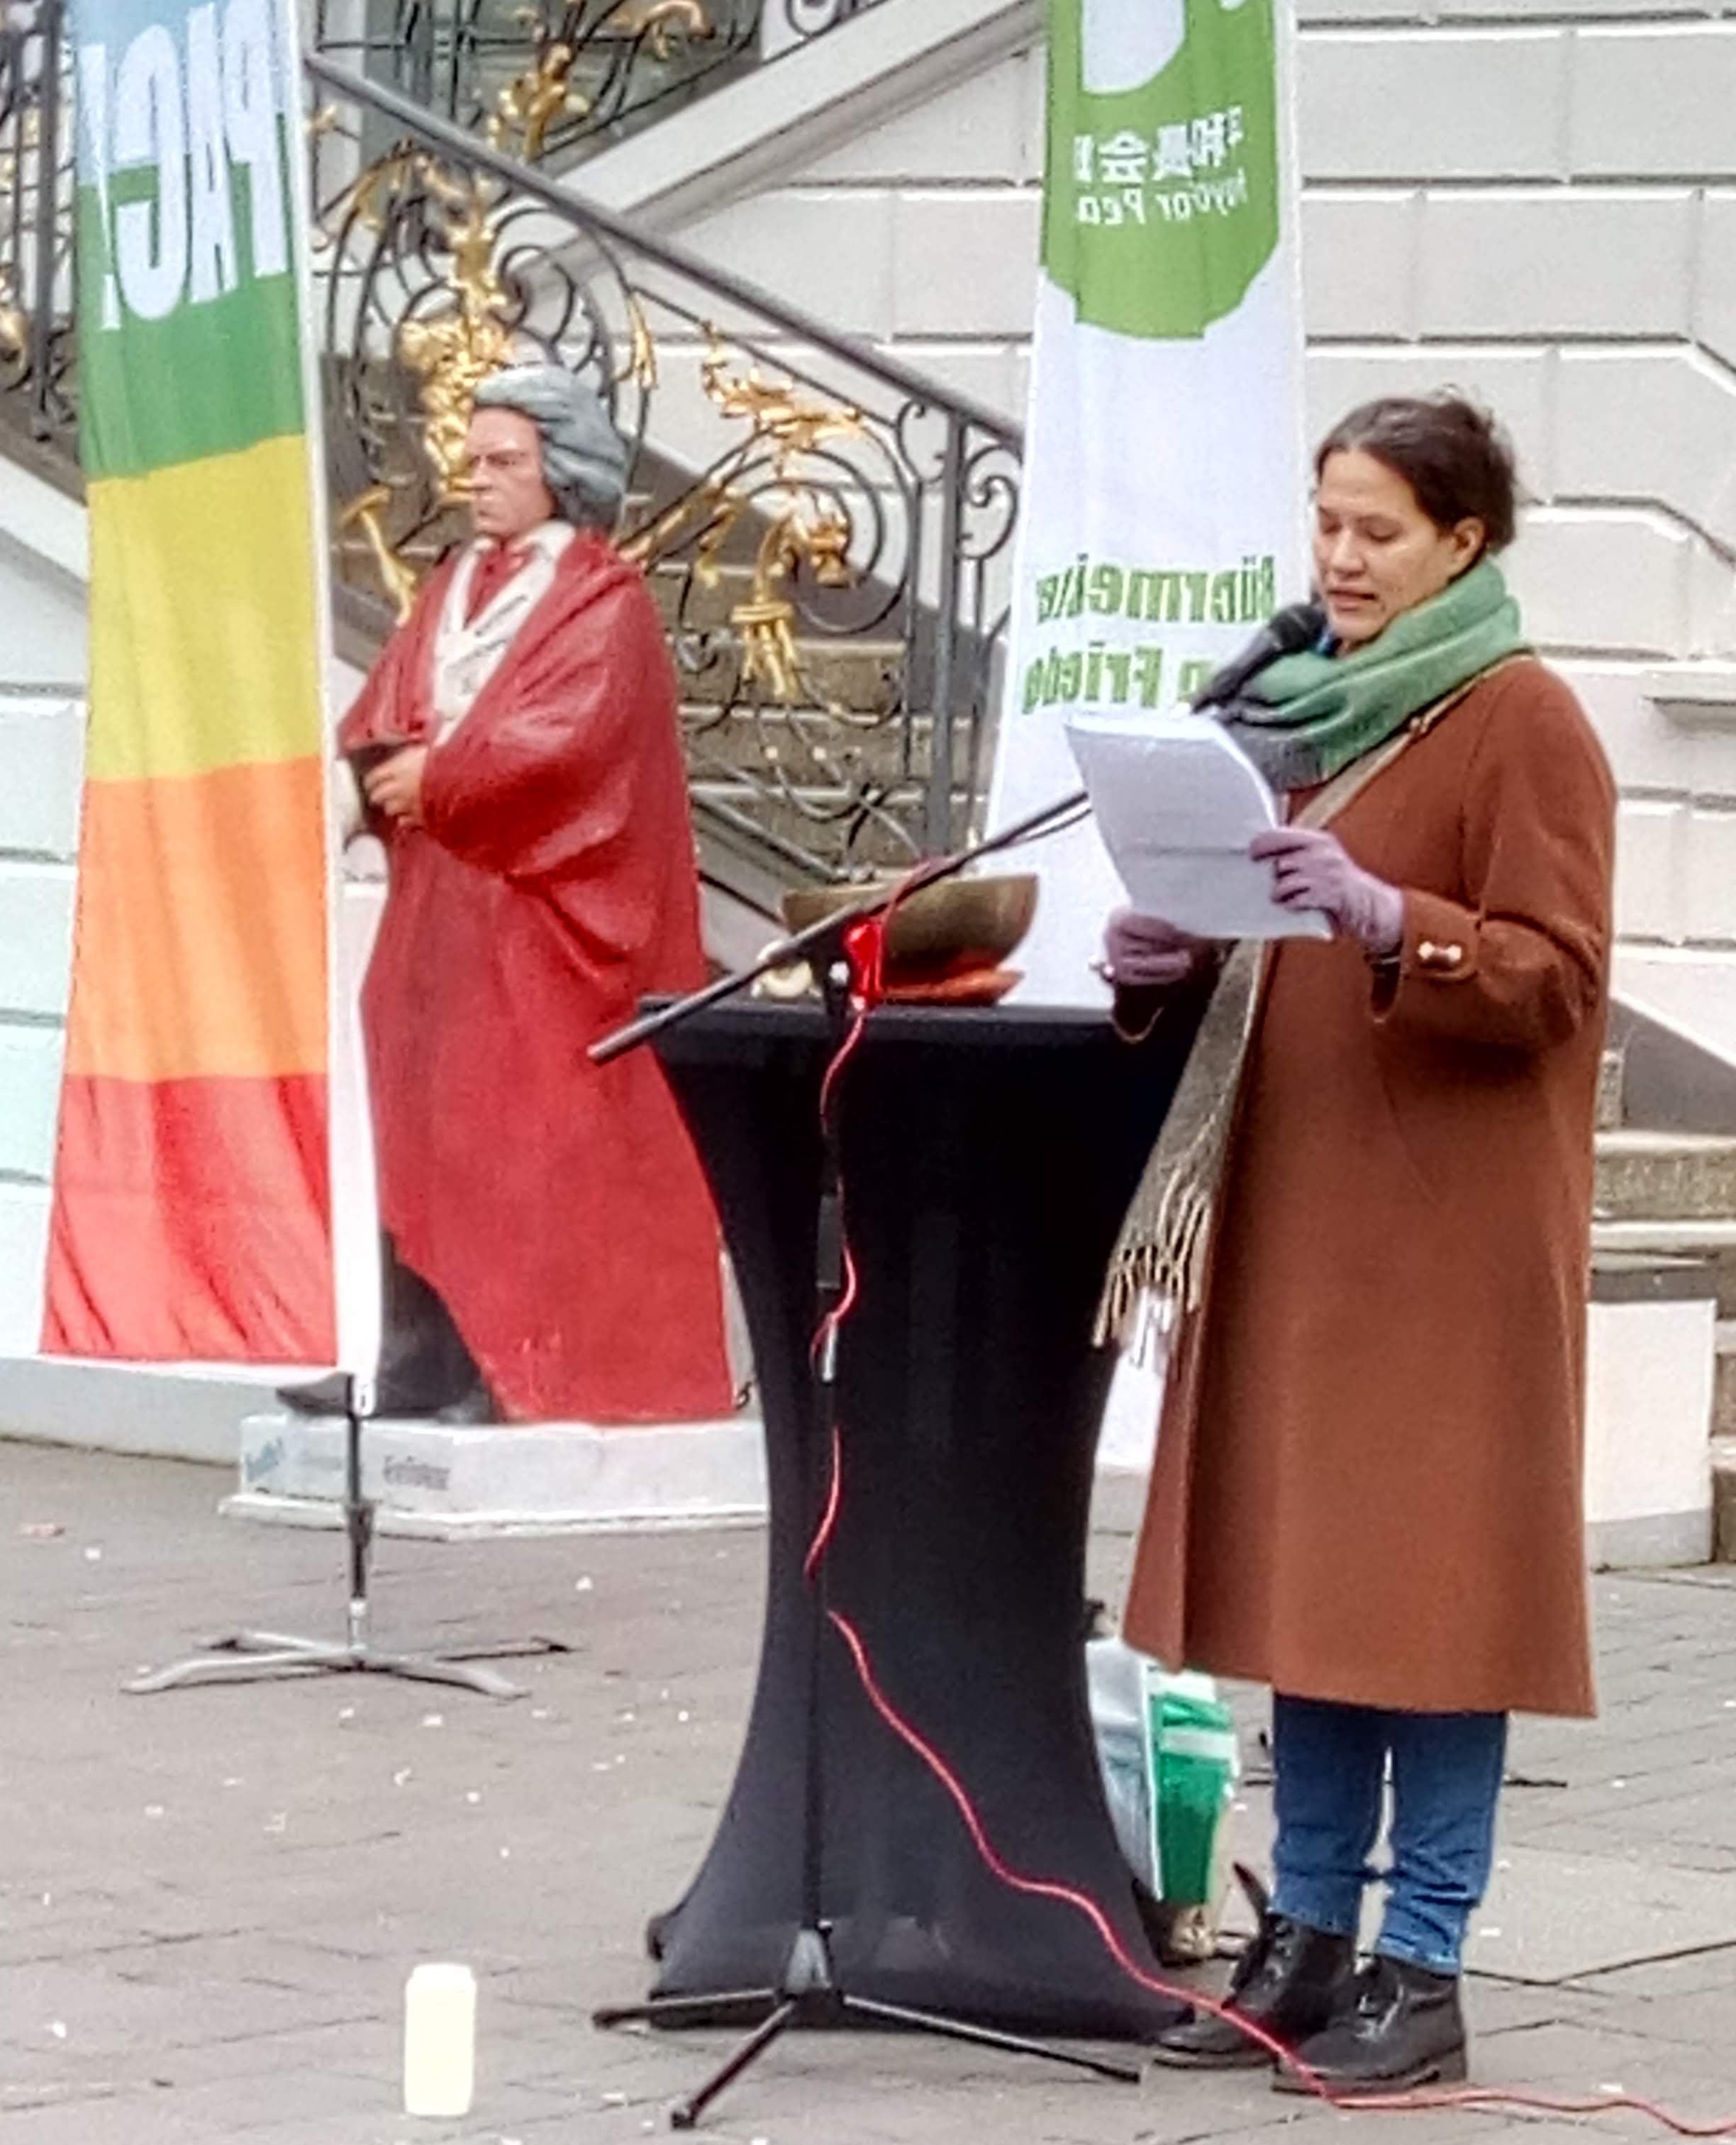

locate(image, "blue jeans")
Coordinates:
1269 1693 1508 1977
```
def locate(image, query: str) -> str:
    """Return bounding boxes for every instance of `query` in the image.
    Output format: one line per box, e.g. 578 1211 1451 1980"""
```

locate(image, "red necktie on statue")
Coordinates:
464 542 524 625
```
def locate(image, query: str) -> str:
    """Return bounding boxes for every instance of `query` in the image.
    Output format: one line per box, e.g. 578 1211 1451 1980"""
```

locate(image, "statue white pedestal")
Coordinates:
226 1409 767 1538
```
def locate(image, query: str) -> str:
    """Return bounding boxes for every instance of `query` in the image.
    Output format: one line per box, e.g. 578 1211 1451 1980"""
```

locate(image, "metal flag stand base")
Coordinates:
126 1376 561 1699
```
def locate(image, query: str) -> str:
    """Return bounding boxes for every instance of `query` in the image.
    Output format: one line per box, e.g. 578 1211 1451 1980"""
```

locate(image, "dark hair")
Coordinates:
1313 394 1519 554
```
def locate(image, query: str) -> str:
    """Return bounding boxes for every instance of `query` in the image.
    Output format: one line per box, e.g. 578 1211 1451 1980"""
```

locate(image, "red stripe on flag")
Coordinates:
41 1074 336 1364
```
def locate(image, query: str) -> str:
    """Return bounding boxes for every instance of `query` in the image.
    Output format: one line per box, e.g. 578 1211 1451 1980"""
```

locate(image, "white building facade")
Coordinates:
2 0 1735 1386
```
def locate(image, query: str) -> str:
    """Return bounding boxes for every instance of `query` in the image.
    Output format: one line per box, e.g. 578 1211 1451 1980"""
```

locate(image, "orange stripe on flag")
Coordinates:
64 757 328 1083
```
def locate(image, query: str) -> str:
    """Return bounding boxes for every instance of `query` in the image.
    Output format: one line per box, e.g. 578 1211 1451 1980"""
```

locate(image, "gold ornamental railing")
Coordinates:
0 6 1023 882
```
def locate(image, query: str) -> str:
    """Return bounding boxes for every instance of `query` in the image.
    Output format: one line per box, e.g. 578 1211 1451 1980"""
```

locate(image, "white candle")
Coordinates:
403 1962 477 2117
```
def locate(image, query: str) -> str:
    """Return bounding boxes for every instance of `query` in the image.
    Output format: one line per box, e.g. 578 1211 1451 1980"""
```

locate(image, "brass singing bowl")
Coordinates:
780 873 1038 979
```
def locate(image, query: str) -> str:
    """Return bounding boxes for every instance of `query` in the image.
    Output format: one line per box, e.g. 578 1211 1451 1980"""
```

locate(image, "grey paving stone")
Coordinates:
1462 1846 1736 1983
8 1438 1736 2144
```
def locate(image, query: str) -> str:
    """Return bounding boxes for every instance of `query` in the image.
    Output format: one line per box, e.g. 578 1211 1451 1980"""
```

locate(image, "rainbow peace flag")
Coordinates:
43 0 335 1360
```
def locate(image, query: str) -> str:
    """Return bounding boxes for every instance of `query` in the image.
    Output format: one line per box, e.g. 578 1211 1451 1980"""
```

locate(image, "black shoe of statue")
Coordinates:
1273 1954 1467 2095
274 1374 497 1421
276 1373 352 1417
431 1383 501 1426
1147 1907 1356 2070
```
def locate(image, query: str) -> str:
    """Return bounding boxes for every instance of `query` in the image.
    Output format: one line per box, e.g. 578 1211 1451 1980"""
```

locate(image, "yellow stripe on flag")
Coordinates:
63 757 328 1082
84 435 324 782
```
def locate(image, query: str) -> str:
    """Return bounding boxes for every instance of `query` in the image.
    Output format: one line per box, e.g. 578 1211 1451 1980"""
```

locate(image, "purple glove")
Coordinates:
1250 827 1404 955
1102 908 1212 989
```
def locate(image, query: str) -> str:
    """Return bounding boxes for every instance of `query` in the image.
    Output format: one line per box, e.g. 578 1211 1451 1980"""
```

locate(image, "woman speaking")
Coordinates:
1103 395 1615 2093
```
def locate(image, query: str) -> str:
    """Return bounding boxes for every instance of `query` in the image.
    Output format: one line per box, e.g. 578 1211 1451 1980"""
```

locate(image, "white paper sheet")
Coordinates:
1065 714 1331 942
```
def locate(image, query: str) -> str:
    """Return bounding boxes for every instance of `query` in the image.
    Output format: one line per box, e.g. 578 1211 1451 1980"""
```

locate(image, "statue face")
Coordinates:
464 406 557 545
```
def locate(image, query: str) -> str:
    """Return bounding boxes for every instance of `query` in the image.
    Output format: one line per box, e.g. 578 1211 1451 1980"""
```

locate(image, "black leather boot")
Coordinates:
277 1372 352 1417
277 1244 494 1420
1147 1909 1356 2069
1274 1953 1467 2095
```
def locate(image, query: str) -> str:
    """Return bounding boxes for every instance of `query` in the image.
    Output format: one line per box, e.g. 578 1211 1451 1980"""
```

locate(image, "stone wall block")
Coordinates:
1507 510 1689 659
1417 190 1695 338
687 189 897 338
1014 39 1046 184
872 341 1024 420
802 57 1030 184
1305 346 1553 495
1301 191 1418 338
1574 666 1736 800
1615 797 1689 941
1298 30 1568 181
0 696 83 861
1688 540 1736 663
1555 350 1736 555
889 190 1042 337
1684 811 1736 945
0 865 75 1021
0 1024 62 1183
1569 26 1736 179
1695 190 1736 372
1308 0 1706 18
0 1183 48 1356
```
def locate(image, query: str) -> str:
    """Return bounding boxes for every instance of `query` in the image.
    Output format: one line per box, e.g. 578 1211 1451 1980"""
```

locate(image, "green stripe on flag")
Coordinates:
76 160 306 477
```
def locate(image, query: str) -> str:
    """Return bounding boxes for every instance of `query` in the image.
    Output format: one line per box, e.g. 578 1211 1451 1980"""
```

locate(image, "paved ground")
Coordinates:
4 1439 1736 2144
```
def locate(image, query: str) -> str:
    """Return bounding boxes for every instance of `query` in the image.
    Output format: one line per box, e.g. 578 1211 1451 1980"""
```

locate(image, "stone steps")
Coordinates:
1591 1222 1736 1304
1592 1124 1736 1332
1591 1110 1736 1563
1714 1436 1736 1562
647 560 916 715
1716 1322 1736 1439
1594 1127 1736 1223
689 777 971 877
673 640 910 715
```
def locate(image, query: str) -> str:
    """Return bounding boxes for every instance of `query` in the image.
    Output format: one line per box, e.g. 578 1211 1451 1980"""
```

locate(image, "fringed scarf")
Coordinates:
1094 562 1530 1355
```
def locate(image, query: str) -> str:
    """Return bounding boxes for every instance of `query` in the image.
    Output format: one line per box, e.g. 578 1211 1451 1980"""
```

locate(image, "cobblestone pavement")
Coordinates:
4 1439 1736 2144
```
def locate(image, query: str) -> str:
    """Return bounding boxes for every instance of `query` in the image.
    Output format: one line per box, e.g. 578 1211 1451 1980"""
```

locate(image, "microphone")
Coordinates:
1190 600 1323 711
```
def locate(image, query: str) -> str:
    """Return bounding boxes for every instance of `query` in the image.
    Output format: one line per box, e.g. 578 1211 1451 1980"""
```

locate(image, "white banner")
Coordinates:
989 0 1309 1005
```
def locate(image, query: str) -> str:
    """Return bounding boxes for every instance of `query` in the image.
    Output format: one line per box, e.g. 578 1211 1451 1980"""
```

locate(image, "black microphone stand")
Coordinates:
590 788 1147 2129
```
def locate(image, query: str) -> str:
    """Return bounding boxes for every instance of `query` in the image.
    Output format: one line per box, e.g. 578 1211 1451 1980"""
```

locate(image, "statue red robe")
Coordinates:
338 528 734 1424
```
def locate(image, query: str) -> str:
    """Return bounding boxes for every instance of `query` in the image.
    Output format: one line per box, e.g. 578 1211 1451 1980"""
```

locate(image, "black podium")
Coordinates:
641 1001 1194 2041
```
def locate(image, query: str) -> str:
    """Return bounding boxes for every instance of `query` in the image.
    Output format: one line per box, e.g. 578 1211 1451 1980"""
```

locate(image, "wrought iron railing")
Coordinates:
0 0 74 463
311 57 1021 874
313 0 891 174
0 4 1023 880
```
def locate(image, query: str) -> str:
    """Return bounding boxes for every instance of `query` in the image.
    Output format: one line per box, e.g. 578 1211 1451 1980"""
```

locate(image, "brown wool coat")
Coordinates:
1123 658 1615 1720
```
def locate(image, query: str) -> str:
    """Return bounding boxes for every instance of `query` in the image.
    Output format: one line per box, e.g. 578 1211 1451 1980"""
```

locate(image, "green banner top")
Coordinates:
1042 0 1281 341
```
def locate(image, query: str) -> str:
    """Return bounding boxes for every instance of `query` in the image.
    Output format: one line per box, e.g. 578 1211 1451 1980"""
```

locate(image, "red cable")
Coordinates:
802 1421 843 1586
801 869 1736 2137
826 1603 1322 2085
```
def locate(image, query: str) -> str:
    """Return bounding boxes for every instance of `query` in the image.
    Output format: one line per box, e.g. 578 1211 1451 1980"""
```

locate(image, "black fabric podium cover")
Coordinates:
646 1002 1196 2041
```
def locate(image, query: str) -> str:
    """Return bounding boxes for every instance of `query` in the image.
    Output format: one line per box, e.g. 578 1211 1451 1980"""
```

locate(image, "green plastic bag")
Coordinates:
1149 1670 1240 1909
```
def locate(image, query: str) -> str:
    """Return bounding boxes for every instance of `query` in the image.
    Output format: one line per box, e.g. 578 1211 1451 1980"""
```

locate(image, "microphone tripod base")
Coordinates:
593 1924 1145 2131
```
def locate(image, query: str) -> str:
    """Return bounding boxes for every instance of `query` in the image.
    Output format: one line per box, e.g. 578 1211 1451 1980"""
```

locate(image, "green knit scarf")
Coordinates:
1219 557 1528 792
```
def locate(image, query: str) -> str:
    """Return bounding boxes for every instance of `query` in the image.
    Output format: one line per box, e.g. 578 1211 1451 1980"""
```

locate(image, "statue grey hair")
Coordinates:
472 364 630 532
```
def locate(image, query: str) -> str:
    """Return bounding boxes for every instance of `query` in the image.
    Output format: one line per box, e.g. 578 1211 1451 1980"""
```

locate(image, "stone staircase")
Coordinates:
642 551 978 886
1591 1048 1736 1559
